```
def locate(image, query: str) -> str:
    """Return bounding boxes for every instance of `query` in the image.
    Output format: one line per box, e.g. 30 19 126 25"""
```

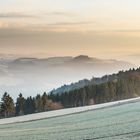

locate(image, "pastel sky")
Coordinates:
0 0 140 64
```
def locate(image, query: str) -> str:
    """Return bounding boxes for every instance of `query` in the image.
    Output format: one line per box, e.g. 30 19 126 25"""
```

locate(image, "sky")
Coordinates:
0 0 140 98
0 0 140 64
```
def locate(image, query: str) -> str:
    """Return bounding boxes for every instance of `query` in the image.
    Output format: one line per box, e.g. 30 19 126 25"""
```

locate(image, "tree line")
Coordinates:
0 92 63 118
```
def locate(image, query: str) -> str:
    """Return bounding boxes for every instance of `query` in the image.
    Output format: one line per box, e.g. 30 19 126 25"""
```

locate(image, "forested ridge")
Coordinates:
0 68 140 118
49 68 140 107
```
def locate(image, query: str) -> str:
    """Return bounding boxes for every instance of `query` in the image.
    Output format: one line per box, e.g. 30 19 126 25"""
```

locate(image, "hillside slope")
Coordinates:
0 98 140 140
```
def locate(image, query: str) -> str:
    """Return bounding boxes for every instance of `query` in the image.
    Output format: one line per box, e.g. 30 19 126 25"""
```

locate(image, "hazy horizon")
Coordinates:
0 0 140 65
0 0 140 98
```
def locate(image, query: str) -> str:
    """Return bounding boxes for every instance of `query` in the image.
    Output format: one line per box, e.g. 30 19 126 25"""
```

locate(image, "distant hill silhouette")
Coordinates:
0 55 135 98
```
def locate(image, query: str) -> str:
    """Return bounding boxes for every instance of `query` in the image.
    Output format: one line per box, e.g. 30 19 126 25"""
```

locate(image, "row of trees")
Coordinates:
0 92 63 118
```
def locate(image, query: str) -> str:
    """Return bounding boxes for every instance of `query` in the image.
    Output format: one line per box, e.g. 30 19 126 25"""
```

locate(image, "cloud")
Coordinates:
45 12 75 16
47 21 96 26
0 11 76 19
0 12 38 18
0 20 96 32
0 21 29 29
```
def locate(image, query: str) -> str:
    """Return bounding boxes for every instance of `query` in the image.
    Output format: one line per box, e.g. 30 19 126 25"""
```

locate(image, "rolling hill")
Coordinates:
0 97 140 140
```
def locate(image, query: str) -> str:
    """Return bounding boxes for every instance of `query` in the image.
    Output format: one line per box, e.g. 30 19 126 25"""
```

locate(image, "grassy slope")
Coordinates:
0 99 140 140
0 97 140 125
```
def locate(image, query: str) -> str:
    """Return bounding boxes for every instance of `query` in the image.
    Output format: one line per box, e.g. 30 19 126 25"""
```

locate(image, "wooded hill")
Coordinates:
49 68 140 107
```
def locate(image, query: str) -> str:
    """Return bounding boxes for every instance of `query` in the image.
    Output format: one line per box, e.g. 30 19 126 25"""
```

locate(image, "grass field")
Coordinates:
0 100 140 140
